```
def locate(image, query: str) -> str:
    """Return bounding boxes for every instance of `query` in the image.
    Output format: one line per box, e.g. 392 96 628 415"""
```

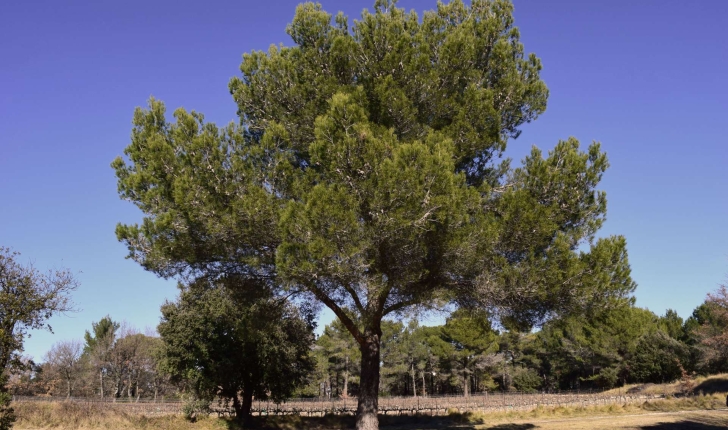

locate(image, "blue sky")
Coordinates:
1 0 726 362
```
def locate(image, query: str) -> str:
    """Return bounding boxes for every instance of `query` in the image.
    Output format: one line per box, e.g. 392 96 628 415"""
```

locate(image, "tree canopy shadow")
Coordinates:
692 376 728 395
640 417 728 430
379 414 478 429
237 414 481 429
483 424 537 430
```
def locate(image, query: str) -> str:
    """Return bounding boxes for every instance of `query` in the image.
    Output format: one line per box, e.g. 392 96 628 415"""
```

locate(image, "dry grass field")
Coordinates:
13 375 728 430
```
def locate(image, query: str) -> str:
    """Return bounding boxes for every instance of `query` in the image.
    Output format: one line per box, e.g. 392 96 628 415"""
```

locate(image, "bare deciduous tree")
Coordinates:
45 340 84 398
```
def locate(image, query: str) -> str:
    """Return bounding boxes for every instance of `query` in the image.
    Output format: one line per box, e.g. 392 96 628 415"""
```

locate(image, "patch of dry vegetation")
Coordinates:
449 392 727 426
13 402 234 430
602 373 728 396
12 377 728 430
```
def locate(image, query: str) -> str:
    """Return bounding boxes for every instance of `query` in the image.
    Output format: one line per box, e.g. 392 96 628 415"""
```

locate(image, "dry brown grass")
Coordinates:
455 391 727 425
13 401 234 430
12 384 728 429
477 411 728 430
602 373 728 397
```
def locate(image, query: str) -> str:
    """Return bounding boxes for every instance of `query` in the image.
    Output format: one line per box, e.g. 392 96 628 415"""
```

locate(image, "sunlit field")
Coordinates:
13 375 728 429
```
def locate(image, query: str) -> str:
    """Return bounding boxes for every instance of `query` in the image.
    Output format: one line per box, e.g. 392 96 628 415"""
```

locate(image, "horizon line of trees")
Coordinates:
306 284 728 398
9 283 728 401
9 319 172 400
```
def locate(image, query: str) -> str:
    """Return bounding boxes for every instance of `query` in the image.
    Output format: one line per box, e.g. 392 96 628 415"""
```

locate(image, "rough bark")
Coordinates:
356 332 381 430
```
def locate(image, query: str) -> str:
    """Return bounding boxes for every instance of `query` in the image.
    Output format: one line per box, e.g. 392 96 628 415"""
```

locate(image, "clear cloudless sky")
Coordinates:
1 0 726 362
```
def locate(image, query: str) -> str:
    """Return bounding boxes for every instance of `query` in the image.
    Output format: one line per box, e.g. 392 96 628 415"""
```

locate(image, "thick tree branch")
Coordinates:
342 283 366 315
382 298 421 317
305 281 364 346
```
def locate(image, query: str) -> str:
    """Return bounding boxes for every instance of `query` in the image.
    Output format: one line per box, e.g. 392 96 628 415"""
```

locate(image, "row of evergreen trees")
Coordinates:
307 286 728 397
10 285 727 401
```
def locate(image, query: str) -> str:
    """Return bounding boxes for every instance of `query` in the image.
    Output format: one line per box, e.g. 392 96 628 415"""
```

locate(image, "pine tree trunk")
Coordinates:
100 370 104 399
343 356 349 399
463 368 469 397
422 372 426 397
411 363 417 398
356 333 380 430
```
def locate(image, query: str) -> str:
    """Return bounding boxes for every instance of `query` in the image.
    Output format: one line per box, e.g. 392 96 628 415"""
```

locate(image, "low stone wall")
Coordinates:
13 391 664 418
12 397 185 417
249 391 664 417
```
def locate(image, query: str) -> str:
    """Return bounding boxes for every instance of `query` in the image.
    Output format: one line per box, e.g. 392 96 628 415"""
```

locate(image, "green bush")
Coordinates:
585 367 619 389
181 398 211 422
512 368 542 393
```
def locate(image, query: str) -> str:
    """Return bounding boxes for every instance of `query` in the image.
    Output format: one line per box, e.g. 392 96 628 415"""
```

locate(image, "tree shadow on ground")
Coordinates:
640 417 728 430
244 414 480 429
380 414 479 430
218 418 243 429
692 376 728 395
482 424 536 430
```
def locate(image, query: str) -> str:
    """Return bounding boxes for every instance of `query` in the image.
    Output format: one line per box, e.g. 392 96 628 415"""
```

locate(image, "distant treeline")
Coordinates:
9 285 728 400
305 286 728 398
10 322 173 400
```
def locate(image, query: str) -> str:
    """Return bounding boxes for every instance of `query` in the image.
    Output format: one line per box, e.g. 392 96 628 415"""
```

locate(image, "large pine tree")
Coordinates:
113 1 635 428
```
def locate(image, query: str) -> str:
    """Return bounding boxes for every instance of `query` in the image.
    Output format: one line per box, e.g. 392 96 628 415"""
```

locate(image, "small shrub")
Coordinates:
182 398 211 422
512 368 542 393
590 367 620 389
